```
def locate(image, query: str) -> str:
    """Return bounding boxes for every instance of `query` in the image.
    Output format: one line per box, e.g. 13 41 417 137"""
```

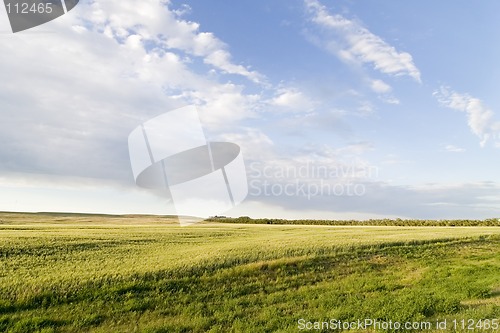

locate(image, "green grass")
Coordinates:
1 212 500 332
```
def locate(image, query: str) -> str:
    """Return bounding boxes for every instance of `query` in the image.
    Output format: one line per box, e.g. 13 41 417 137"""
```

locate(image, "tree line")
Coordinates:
207 216 500 226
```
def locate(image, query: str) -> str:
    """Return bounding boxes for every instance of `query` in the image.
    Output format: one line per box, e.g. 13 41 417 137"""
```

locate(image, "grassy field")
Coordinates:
0 212 500 332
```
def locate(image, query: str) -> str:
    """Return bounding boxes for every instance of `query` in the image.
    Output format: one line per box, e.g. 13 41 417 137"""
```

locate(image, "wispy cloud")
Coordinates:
434 86 500 147
444 144 466 153
370 79 392 94
368 79 400 104
204 50 264 83
268 86 316 113
304 0 421 83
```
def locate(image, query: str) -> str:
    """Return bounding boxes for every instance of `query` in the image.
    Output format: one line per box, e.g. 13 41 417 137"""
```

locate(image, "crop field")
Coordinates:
1 212 500 332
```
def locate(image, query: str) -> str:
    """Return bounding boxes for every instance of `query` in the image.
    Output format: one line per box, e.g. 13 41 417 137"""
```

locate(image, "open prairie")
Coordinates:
0 212 499 332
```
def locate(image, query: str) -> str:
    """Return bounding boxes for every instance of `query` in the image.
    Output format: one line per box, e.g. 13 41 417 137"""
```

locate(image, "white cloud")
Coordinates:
186 83 262 129
357 101 375 116
382 97 400 105
337 141 375 155
268 87 316 112
0 0 267 182
304 0 421 82
80 0 263 83
434 86 500 147
381 154 412 166
204 50 264 83
370 79 392 94
444 144 466 153
216 128 275 162
369 79 400 104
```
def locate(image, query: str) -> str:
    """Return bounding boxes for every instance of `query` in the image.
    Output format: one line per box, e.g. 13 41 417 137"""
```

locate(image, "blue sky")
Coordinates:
0 0 499 219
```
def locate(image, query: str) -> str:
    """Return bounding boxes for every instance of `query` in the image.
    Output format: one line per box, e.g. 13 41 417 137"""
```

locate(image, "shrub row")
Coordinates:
207 216 500 226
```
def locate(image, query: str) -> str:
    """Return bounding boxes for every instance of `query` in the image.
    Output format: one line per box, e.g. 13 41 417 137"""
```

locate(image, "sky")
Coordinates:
0 0 499 220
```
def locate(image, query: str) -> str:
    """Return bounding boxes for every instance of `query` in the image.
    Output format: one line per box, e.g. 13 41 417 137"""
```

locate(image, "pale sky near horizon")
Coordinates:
0 0 499 220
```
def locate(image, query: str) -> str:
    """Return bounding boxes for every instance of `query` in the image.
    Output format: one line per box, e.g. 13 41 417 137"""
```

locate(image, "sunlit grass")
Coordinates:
0 212 499 332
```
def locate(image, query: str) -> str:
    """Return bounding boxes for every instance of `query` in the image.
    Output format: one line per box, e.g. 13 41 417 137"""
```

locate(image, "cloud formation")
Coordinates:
247 177 500 220
0 0 269 182
434 86 500 147
304 0 421 82
268 86 316 113
444 144 466 153
370 79 392 94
